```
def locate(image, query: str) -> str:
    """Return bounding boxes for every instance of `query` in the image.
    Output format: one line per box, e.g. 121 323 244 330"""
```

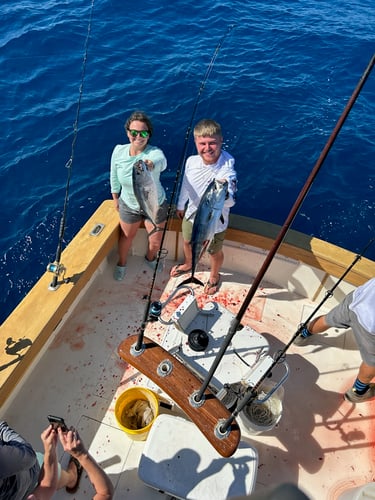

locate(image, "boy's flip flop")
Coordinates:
204 275 221 295
66 456 83 494
170 264 192 278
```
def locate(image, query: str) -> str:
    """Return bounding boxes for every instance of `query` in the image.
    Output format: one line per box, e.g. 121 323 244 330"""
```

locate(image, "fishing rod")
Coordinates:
171 23 236 200
222 236 375 432
47 0 95 290
297 236 374 333
194 52 375 420
135 24 236 351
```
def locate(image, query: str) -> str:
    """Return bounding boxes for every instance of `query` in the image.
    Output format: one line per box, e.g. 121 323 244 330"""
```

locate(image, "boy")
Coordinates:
170 119 237 294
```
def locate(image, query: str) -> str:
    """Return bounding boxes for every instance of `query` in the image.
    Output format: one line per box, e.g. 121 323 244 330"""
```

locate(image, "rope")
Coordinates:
135 24 236 350
48 0 95 290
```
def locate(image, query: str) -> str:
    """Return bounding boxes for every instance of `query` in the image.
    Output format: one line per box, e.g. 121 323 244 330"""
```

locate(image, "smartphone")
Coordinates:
47 414 68 432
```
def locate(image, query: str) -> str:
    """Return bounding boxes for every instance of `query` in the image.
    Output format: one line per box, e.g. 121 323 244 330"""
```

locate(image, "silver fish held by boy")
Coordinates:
179 179 228 287
132 159 159 227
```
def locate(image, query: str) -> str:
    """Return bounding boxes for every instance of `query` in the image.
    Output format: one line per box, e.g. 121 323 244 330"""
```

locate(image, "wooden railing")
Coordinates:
0 200 119 407
0 201 373 408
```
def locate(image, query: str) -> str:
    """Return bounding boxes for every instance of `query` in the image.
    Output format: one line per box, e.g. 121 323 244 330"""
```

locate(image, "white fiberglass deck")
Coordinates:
2 246 374 500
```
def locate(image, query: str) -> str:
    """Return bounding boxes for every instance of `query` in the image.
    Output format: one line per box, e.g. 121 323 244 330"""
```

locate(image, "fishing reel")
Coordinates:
46 261 66 277
149 301 162 321
47 261 69 291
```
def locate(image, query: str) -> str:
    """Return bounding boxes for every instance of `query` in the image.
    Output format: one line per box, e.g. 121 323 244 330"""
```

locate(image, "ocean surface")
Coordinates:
0 0 374 324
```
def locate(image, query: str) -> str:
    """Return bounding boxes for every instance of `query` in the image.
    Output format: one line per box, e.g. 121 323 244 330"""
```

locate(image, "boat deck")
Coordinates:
2 247 374 499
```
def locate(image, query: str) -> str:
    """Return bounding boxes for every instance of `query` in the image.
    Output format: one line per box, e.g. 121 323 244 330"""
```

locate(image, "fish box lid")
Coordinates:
138 414 258 500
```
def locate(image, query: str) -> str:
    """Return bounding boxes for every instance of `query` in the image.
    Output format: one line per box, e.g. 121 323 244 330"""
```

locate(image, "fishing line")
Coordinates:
171 23 236 201
193 52 375 425
232 237 375 417
135 24 236 350
47 0 95 290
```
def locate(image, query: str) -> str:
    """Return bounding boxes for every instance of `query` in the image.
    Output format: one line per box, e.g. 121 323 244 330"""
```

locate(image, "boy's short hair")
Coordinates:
194 119 222 137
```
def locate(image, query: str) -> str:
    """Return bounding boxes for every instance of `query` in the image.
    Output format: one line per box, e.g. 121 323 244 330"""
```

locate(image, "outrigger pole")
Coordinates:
195 53 375 428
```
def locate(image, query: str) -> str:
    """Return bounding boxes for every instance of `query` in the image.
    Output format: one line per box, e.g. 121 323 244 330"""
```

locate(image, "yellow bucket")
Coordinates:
115 387 159 441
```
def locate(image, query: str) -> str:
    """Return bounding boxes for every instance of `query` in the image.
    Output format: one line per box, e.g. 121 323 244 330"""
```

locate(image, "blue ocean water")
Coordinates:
0 1 374 324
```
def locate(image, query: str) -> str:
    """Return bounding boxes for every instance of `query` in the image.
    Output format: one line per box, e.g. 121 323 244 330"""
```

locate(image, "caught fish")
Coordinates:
180 179 228 287
132 159 159 227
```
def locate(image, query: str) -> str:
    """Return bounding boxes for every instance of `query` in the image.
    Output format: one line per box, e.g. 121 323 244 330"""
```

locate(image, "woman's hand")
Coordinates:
144 159 154 170
112 195 119 211
40 425 58 454
58 427 87 459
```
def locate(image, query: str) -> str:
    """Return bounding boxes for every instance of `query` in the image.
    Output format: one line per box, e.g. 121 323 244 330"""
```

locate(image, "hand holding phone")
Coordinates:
47 415 68 432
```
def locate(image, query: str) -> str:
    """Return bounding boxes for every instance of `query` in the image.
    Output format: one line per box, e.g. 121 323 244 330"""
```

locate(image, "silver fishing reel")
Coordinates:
46 261 66 276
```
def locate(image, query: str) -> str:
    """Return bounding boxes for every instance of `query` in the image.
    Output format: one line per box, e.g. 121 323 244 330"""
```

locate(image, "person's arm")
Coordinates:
144 146 167 173
27 425 58 500
0 420 38 478
110 145 122 208
58 427 114 500
219 155 237 208
111 192 120 211
176 167 190 212
223 172 237 208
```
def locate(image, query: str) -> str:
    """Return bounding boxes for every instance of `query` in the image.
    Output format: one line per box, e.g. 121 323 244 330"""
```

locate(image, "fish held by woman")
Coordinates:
180 179 228 287
132 159 159 229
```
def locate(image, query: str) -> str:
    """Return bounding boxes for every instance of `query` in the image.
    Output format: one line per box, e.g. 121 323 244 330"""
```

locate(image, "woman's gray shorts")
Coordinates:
119 198 168 225
326 291 375 366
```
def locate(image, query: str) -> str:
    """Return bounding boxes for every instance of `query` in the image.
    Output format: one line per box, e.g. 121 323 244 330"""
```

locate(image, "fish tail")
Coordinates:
178 275 205 288
147 224 162 236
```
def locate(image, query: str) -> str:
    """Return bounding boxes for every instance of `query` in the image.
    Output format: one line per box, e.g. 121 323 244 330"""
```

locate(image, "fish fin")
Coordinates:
147 224 162 236
178 276 205 288
198 240 210 261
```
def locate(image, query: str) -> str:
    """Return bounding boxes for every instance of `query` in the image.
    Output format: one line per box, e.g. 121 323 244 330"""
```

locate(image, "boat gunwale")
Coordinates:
0 200 374 409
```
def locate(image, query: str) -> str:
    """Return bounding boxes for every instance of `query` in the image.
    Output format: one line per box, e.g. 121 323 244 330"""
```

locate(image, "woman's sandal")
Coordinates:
66 456 83 494
204 275 221 295
170 264 192 278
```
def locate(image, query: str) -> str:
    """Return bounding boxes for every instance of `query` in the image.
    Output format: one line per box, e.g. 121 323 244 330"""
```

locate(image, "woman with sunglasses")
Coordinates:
110 111 168 281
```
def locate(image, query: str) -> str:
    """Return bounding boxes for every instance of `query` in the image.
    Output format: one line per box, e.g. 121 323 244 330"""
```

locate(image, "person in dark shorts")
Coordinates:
0 421 79 500
294 277 375 403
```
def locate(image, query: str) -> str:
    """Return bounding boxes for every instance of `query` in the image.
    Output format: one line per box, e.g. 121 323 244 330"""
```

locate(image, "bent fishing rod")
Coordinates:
135 24 236 351
194 53 375 423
